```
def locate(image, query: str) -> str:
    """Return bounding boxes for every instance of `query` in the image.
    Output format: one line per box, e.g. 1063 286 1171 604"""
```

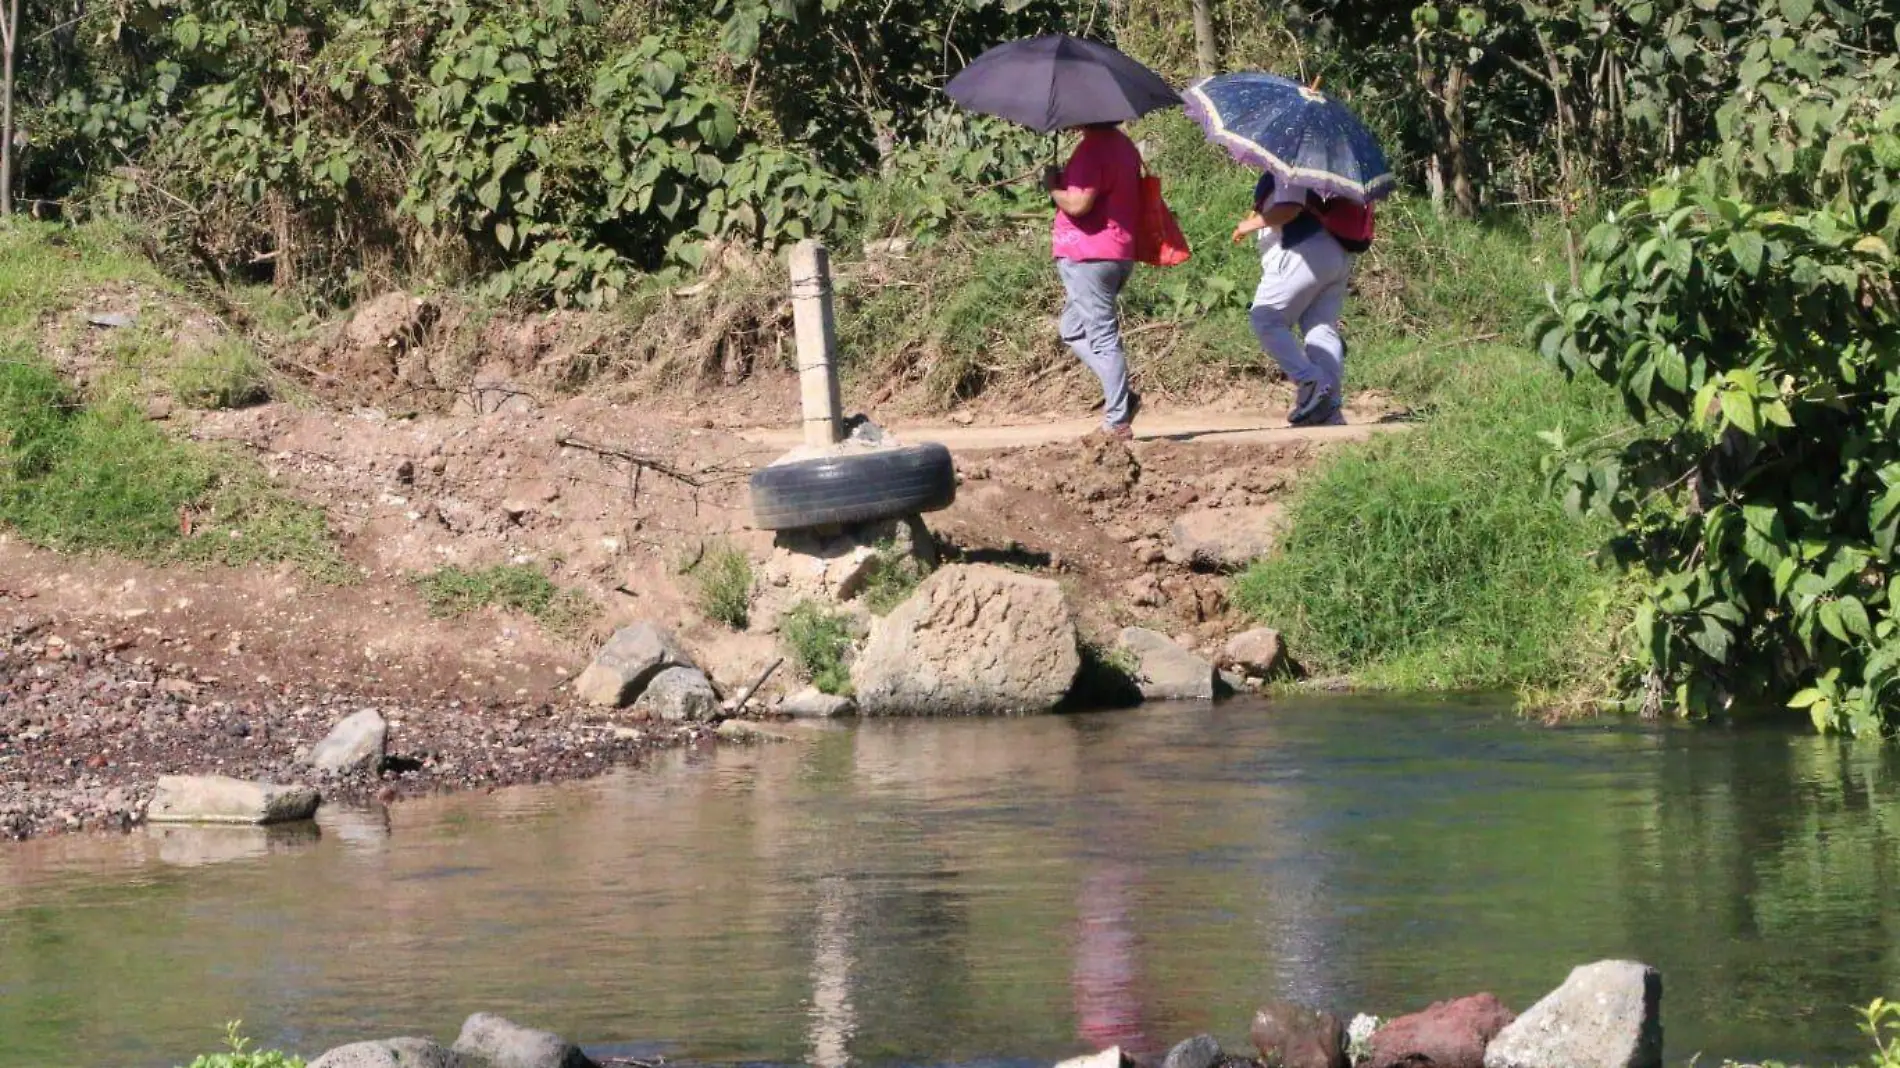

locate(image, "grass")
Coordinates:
169 340 274 410
413 563 595 636
861 537 929 616
781 600 855 696
683 541 754 629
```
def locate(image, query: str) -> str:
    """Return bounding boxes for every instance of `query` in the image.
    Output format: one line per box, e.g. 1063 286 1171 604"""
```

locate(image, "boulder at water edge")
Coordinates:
780 686 856 718
146 775 320 825
1223 627 1290 679
1366 993 1516 1068
1119 627 1217 701
452 1013 598 1068
1483 961 1662 1068
303 709 388 773
1164 1034 1226 1068
309 1037 476 1068
1252 1001 1349 1068
633 666 720 722
574 622 692 707
851 564 1080 715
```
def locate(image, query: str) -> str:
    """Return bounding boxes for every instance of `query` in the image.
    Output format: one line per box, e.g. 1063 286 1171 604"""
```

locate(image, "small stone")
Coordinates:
1171 504 1288 572
1224 628 1289 678
1121 574 1164 608
1165 1035 1224 1068
1056 1050 1133 1068
1366 994 1514 1068
1118 626 1217 701
452 1012 597 1068
716 719 794 743
303 709 388 773
780 687 856 719
1251 1001 1348 1068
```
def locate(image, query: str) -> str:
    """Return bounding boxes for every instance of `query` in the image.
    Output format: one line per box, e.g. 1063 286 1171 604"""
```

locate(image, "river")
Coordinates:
3 697 1897 1068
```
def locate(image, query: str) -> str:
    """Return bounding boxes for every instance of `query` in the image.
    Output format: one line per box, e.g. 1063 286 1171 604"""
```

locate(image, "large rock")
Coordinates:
146 776 321 826
1367 994 1516 1068
1165 1034 1225 1068
1223 628 1289 679
453 1013 597 1068
634 666 720 722
851 564 1081 715
1170 505 1287 571
304 709 388 773
574 623 692 707
1484 962 1662 1068
781 687 856 718
1252 1001 1348 1068
1119 627 1216 701
309 1038 475 1068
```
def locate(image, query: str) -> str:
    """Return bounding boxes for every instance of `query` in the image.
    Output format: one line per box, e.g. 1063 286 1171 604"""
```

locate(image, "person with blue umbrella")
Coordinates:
1184 73 1393 427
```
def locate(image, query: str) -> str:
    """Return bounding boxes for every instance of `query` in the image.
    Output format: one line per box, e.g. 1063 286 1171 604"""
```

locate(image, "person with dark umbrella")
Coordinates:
945 34 1179 440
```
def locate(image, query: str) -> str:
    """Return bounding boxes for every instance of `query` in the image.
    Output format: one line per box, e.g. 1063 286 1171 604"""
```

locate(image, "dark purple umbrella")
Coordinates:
944 34 1180 134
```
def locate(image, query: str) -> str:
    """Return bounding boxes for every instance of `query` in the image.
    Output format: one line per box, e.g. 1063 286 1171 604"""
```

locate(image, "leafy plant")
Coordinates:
178 1021 303 1068
1538 55 1900 729
780 599 854 695
861 537 929 616
686 541 754 629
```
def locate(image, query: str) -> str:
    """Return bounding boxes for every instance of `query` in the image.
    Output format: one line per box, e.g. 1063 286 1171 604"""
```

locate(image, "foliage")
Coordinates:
413 563 595 634
177 1022 303 1068
170 341 273 409
1866 998 1900 1068
686 541 754 629
861 537 930 616
1538 53 1900 730
780 600 854 696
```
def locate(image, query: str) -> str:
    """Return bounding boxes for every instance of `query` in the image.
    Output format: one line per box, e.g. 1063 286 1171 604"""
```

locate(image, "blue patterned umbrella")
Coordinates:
1182 73 1394 203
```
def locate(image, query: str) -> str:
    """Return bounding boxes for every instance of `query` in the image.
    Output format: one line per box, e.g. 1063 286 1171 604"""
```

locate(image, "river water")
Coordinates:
4 698 1899 1068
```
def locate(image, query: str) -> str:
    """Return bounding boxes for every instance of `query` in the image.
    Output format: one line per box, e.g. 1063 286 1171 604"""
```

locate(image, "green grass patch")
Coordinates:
169 340 274 410
781 600 855 696
1233 342 1627 693
861 538 929 616
413 563 595 636
0 352 345 577
683 541 753 630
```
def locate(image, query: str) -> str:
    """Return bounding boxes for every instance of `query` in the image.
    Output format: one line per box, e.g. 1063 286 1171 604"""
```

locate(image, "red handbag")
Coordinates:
1135 168 1192 268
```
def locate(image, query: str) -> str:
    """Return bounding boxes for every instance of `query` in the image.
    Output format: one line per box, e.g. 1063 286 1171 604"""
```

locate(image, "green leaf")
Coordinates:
1728 230 1766 276
1781 0 1813 25
1838 596 1873 640
1658 345 1689 392
1720 389 1759 435
496 220 516 250
1788 687 1825 709
1820 600 1849 643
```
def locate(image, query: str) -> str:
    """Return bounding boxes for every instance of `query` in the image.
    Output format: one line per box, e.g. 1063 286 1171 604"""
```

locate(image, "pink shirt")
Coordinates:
1052 127 1142 262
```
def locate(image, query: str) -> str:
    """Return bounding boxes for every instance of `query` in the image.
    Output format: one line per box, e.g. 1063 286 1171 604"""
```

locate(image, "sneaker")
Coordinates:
1105 391 1142 439
1288 382 1333 426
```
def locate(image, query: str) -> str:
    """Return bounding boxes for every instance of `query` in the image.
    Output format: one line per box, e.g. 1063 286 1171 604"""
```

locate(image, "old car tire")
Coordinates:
749 443 956 531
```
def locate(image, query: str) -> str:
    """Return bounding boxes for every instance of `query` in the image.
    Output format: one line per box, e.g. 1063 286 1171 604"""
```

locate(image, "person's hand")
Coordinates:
1232 211 1269 244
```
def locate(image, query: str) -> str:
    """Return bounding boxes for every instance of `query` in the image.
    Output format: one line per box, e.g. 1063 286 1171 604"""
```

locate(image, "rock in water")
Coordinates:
851 564 1080 715
1119 627 1216 701
309 1038 475 1068
1366 994 1515 1068
634 666 720 722
146 776 321 825
573 623 692 707
1169 505 1286 571
1252 1001 1348 1068
780 687 856 718
1165 1034 1225 1068
1223 628 1289 679
453 1013 598 1068
304 709 388 773
1056 1050 1133 1068
1484 961 1662 1068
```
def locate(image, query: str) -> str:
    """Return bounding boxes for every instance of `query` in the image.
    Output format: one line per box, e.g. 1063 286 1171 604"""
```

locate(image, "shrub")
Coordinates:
686 542 754 630
178 1022 303 1068
781 600 854 696
414 564 594 636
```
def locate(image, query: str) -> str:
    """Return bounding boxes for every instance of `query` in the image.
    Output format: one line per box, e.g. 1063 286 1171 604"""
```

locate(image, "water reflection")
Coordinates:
1 702 1897 1068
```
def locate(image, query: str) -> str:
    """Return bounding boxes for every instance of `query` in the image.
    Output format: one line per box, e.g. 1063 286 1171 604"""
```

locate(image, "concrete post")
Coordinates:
790 240 843 448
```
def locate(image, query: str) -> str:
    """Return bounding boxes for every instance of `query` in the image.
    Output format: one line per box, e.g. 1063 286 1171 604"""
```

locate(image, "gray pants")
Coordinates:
1250 232 1352 417
1057 258 1136 428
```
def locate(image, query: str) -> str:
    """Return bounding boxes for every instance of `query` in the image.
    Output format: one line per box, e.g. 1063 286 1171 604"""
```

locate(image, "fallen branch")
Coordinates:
556 435 702 487
726 657 784 714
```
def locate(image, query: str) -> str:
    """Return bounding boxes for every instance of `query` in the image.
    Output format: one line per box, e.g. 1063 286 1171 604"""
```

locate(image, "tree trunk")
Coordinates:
1445 65 1476 218
1190 0 1218 76
0 0 18 218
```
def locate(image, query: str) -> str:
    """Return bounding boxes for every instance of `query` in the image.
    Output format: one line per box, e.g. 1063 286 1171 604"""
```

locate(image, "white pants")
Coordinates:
1250 231 1352 403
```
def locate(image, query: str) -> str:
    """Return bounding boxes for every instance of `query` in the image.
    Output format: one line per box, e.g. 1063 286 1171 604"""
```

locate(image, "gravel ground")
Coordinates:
0 607 717 841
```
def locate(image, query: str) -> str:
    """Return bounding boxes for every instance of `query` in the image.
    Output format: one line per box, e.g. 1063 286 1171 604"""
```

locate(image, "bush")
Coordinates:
685 542 754 630
414 564 594 636
178 1022 303 1068
781 600 854 696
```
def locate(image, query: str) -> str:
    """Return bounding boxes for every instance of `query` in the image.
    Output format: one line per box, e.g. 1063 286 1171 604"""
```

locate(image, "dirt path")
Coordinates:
738 405 1410 451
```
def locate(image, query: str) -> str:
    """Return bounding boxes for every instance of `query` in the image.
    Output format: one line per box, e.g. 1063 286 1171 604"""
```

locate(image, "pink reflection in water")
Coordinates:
1072 863 1152 1058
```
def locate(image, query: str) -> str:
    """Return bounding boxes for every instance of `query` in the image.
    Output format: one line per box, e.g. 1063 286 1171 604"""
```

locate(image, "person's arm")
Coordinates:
1046 145 1104 219
1050 183 1100 217
1231 186 1308 243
